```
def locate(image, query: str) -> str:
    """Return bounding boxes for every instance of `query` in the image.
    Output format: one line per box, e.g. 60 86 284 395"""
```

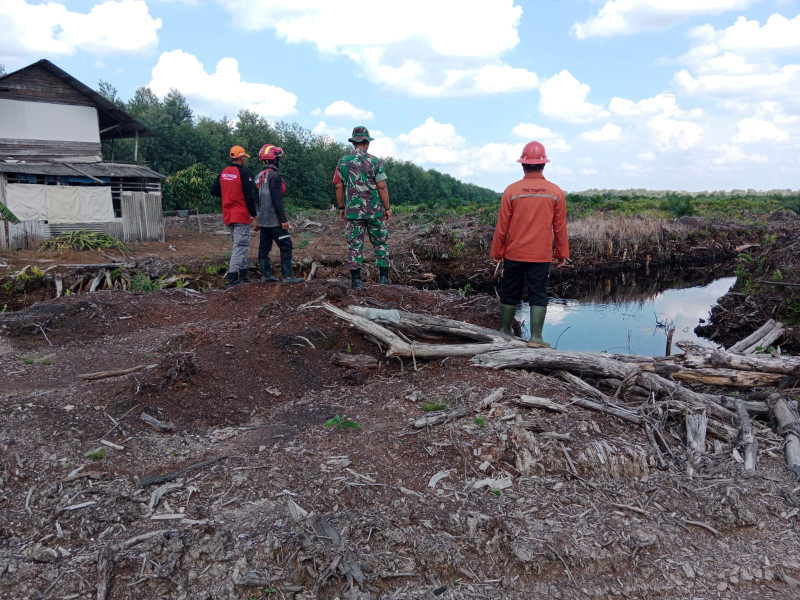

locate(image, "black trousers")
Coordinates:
499 258 550 306
258 227 293 261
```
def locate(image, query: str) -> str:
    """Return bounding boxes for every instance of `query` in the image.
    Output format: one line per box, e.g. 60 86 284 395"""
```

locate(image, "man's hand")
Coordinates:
556 258 567 268
252 217 260 232
281 222 289 230
340 208 346 222
383 208 391 223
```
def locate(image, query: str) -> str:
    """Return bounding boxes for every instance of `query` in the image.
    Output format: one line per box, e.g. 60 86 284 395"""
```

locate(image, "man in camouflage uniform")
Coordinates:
333 125 392 289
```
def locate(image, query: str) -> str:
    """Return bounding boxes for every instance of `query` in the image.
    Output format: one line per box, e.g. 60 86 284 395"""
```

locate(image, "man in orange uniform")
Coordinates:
490 141 569 348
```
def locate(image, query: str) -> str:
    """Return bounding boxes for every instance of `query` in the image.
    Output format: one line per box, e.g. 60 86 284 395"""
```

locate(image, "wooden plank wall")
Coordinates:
0 173 7 249
8 221 49 250
0 139 102 161
121 192 164 243
0 66 94 106
145 193 165 242
104 221 124 241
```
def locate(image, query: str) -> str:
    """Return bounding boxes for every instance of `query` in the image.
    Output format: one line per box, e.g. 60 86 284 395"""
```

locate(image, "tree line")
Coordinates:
96 83 500 214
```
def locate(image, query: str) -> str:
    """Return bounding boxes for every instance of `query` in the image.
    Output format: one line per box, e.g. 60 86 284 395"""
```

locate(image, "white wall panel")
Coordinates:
0 99 100 143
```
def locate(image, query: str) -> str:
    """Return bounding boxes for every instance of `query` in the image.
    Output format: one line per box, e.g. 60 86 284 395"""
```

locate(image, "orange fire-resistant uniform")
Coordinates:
490 172 569 263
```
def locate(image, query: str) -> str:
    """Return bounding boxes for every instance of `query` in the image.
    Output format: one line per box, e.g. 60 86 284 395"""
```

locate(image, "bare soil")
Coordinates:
1 212 800 599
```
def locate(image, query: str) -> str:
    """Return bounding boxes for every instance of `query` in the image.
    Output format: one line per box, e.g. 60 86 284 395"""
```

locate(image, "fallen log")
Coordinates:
331 352 378 370
742 323 785 355
471 348 739 423
140 412 174 433
685 412 708 479
767 393 800 478
322 302 527 358
413 406 470 428
736 401 758 472
569 397 642 425
677 342 800 376
728 319 776 353
668 366 783 388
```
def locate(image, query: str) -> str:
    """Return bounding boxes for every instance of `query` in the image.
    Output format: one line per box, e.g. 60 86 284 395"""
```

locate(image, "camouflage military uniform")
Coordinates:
333 149 390 270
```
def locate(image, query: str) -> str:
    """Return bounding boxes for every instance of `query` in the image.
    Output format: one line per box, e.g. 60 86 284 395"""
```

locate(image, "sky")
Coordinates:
1 0 799 193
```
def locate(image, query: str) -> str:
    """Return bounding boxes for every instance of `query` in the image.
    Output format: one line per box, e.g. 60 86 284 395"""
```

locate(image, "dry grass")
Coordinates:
569 214 666 253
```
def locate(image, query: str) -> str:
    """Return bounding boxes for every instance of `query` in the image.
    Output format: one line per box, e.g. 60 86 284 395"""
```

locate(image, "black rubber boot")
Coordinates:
259 259 278 283
350 269 363 290
238 268 250 284
225 271 240 289
378 266 389 285
280 253 303 285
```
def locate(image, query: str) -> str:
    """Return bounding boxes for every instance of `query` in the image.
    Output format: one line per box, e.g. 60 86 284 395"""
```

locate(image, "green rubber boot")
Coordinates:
528 305 551 348
500 304 516 336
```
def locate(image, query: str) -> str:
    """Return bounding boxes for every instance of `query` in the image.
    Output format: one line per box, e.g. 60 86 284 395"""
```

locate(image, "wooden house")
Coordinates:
0 59 164 250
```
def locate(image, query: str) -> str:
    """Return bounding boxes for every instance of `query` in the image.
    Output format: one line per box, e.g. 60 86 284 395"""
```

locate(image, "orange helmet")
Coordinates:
230 145 250 159
259 144 283 162
517 141 549 165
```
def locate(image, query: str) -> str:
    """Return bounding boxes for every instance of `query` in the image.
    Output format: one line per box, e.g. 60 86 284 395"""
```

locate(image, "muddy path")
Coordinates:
2 273 800 599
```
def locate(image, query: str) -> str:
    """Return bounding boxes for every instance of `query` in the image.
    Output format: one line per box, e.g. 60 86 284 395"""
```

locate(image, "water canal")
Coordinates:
517 276 737 356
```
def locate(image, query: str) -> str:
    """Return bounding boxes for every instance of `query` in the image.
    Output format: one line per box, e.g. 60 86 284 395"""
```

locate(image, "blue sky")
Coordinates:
1 0 799 193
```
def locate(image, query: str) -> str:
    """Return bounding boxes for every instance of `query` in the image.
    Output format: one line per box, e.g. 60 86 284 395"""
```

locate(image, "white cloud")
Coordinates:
148 50 297 118
312 121 350 140
539 70 609 123
648 114 704 151
733 117 790 143
571 0 758 40
511 123 570 151
581 168 599 175
581 123 623 142
673 65 800 99
0 0 161 59
712 144 768 166
312 101 373 120
397 117 466 149
672 15 800 108
719 14 800 54
638 151 656 161
218 0 538 98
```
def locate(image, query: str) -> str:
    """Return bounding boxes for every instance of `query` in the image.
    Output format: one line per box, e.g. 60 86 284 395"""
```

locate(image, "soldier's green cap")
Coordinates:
348 126 374 143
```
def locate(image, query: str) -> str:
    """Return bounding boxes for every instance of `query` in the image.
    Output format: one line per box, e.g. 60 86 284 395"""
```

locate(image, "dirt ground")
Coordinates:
1 212 800 599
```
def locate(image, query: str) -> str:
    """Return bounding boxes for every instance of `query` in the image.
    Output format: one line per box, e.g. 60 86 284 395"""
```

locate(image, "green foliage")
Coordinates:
40 230 131 255
21 356 34 365
764 232 778 245
39 358 54 366
772 269 784 282
422 401 448 412
170 163 219 214
490 489 501 496
30 266 44 278
1 304 7 313
178 265 188 274
458 283 472 298
87 448 106 461
474 416 486 428
0 202 21 224
324 415 362 431
130 272 165 293
296 234 311 250
346 342 352 353
784 298 800 325
663 193 695 217
205 264 224 276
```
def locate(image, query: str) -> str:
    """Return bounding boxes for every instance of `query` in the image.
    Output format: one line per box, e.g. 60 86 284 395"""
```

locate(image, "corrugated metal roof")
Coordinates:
0 161 162 179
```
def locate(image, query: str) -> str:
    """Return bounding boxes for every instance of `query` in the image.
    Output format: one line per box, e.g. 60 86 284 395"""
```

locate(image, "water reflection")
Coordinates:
517 276 736 356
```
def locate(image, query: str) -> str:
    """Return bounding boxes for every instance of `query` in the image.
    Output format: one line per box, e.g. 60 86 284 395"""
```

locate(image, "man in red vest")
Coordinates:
210 145 257 287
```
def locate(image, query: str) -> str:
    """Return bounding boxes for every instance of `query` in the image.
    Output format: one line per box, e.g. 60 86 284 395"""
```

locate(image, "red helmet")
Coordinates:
517 141 549 165
258 144 283 161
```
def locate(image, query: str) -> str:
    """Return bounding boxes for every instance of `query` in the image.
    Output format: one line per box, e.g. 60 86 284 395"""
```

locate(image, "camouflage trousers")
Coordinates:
345 218 389 270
